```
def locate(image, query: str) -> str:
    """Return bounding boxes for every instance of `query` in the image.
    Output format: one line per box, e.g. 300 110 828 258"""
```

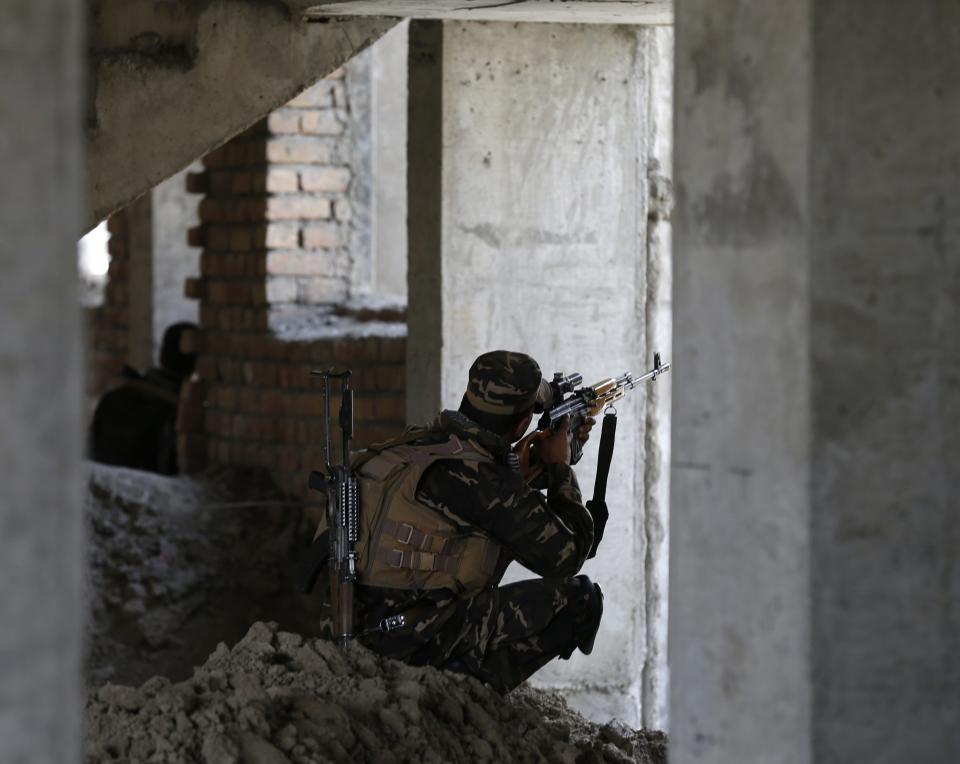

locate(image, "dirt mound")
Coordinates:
85 463 321 686
86 622 666 764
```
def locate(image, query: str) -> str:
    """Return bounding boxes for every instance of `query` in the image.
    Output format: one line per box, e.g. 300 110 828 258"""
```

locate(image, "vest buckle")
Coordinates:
397 522 414 545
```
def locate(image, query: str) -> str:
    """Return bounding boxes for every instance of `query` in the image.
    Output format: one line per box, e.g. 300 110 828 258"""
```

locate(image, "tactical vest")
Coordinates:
346 431 504 594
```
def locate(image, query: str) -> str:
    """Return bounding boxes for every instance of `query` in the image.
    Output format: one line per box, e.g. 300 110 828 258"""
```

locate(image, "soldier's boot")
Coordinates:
576 580 604 656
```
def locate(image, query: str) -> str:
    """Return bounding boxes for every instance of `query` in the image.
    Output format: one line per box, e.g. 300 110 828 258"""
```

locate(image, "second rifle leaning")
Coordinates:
307 369 359 647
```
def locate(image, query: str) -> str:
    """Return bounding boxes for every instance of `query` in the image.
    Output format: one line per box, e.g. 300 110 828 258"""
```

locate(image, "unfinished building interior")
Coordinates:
3 0 959 762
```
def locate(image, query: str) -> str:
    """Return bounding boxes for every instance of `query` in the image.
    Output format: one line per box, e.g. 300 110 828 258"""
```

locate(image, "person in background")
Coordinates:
89 322 198 475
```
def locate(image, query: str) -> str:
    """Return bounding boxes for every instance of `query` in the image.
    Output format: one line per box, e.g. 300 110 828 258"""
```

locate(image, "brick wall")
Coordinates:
189 70 359 308
85 212 131 399
185 73 406 500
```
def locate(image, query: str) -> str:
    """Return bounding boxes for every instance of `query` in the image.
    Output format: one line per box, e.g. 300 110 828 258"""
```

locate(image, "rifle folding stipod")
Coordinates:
308 368 359 647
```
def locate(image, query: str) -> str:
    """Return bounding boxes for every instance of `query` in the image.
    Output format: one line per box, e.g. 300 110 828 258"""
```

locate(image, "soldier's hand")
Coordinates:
540 416 572 465
577 416 596 446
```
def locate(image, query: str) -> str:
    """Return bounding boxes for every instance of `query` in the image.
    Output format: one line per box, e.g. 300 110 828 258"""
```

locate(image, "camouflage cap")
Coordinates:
465 350 551 416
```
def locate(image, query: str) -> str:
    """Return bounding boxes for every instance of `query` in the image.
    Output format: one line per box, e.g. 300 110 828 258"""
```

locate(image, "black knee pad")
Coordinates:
575 576 603 656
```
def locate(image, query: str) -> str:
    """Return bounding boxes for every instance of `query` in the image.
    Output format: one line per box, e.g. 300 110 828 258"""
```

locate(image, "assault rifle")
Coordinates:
516 352 671 483
307 369 359 647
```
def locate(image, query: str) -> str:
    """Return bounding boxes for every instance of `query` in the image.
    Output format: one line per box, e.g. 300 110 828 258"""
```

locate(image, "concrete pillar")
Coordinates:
672 1 960 761
0 0 84 761
371 22 410 299
126 168 201 370
407 20 673 726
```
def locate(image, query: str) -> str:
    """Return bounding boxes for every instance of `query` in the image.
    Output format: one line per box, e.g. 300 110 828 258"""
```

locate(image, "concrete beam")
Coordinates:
302 1 672 24
86 1 397 229
0 0 85 761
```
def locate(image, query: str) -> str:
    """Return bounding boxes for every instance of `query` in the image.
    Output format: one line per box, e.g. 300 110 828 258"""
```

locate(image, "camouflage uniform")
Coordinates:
344 351 604 692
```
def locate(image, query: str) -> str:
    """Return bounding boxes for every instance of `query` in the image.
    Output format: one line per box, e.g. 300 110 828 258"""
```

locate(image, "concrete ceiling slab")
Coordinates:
297 0 673 25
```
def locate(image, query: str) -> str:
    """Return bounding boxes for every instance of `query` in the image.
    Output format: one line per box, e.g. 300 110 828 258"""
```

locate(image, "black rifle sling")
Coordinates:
585 411 617 559
591 411 617 505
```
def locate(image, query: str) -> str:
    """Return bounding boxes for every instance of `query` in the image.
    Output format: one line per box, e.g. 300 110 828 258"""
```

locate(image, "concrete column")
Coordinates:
672 1 960 761
126 167 201 370
0 0 84 761
371 22 409 299
126 193 155 370
407 20 673 726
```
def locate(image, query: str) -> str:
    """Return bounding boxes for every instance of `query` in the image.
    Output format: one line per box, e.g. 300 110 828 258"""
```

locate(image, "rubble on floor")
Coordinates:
85 462 322 687
86 622 666 764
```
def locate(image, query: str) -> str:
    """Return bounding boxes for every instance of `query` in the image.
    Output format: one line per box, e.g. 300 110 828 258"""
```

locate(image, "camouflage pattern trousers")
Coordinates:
359 575 603 693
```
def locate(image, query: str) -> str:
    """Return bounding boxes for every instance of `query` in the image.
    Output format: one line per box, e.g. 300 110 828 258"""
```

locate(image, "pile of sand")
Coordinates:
86 622 666 764
85 462 320 686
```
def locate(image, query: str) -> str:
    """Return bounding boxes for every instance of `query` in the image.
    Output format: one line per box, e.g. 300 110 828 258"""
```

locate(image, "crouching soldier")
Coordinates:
308 350 606 692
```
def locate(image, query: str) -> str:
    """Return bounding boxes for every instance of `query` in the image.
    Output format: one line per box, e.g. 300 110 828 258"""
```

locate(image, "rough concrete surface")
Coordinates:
406 20 673 726
86 1 396 227
809 3 960 761
86 621 667 764
1 0 85 761
85 462 320 687
673 0 960 762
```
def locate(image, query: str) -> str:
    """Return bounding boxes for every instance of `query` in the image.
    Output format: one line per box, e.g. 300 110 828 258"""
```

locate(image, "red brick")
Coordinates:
266 250 336 277
187 226 206 247
353 396 376 420
287 83 334 108
299 166 351 193
202 146 228 169
374 365 404 391
197 306 217 329
206 280 252 306
231 172 253 195
218 386 238 410
356 337 382 362
300 110 343 136
267 109 301 134
208 171 232 195
266 168 299 193
265 196 331 221
185 172 208 193
374 395 405 420
198 199 225 224
195 356 218 380
205 226 229 251
278 448 300 474
380 338 406 362
108 237 127 257
288 343 312 363
266 137 332 164
266 276 298 304
107 214 127 236
183 277 205 300
264 223 300 249
300 223 341 249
